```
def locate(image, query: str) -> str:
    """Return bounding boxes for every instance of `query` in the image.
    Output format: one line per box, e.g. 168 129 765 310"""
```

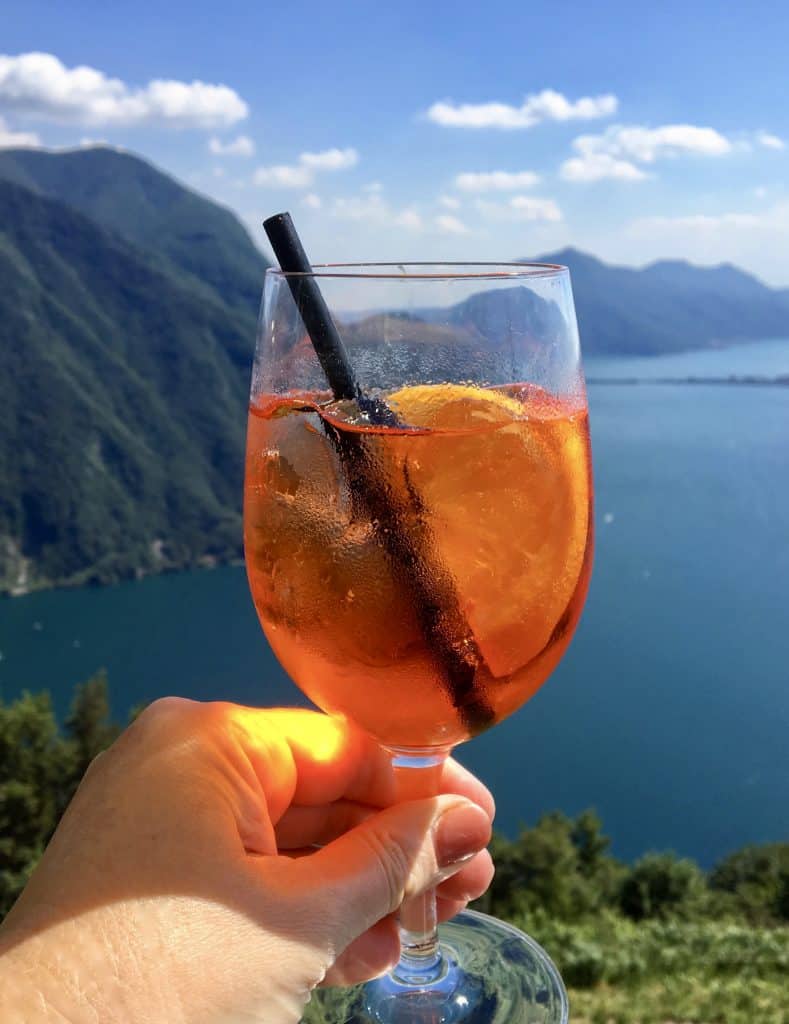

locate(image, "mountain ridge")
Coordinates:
0 146 268 318
532 248 789 355
538 246 775 287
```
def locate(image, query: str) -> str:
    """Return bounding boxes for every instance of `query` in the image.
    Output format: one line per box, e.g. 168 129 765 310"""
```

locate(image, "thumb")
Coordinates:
293 794 491 952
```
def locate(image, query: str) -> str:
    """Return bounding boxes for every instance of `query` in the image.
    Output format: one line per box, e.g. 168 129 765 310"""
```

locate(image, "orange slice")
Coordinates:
386 383 590 677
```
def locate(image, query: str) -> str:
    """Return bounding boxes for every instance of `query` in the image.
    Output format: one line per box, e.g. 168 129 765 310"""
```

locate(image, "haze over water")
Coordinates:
2 340 788 867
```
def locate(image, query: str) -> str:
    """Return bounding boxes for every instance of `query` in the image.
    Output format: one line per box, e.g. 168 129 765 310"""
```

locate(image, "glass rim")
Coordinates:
264 261 568 281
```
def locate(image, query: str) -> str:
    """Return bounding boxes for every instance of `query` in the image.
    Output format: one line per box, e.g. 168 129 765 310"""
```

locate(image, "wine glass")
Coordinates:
244 259 593 1024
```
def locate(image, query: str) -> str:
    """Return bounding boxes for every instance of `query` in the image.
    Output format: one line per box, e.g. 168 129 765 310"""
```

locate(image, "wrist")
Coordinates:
0 902 183 1024
1 938 93 1024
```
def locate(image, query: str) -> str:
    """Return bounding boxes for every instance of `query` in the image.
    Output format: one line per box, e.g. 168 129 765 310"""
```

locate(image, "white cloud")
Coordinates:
509 195 563 221
561 123 732 182
438 194 460 209
455 170 540 192
254 146 358 188
426 89 617 129
753 186 768 199
208 134 255 156
331 193 422 231
0 52 247 127
476 196 562 222
332 194 386 221
300 146 357 170
435 214 469 235
757 131 785 150
253 164 313 188
0 115 39 147
363 181 383 194
609 124 731 161
302 192 322 209
561 152 647 182
395 209 422 230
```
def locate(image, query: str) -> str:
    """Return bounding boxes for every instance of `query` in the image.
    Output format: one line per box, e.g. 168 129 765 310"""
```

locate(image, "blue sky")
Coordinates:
1 0 788 282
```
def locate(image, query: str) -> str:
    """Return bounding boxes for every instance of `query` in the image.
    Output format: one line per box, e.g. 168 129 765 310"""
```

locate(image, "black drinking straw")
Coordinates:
263 212 494 732
263 212 400 427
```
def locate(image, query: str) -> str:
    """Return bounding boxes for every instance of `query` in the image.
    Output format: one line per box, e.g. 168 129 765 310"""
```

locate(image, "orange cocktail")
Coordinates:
245 381 592 749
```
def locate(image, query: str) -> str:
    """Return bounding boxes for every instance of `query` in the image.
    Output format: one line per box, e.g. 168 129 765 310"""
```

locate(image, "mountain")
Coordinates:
0 148 268 595
0 146 265 319
534 248 789 355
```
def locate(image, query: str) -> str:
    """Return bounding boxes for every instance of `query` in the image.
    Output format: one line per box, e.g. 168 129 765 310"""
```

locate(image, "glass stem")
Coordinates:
388 746 451 986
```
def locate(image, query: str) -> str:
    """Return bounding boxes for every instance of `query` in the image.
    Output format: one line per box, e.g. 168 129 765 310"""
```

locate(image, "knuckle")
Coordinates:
128 697 208 757
135 697 227 742
138 695 195 730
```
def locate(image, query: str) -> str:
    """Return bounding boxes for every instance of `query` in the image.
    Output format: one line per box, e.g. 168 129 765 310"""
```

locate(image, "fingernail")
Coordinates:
434 802 491 868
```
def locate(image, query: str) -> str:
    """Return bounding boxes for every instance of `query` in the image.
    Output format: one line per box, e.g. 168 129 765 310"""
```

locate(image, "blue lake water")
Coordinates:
586 336 789 379
2 340 788 867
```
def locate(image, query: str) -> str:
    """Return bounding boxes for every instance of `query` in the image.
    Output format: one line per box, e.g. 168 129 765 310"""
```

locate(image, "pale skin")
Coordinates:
0 698 495 1023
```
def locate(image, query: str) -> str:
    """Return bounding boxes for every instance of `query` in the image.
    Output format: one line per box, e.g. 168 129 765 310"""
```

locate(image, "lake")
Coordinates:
2 339 788 867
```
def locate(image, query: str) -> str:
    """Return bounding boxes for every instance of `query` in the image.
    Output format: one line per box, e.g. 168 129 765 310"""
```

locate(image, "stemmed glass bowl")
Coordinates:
244 263 593 1023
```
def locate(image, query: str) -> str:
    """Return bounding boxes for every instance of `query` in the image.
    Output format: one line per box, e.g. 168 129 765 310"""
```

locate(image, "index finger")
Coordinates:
231 707 494 822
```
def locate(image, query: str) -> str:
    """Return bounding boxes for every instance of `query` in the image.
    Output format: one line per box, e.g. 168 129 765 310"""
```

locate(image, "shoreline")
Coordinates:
0 556 246 601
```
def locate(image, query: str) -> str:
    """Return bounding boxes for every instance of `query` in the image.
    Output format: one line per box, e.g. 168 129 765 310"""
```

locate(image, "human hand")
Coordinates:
0 699 494 1024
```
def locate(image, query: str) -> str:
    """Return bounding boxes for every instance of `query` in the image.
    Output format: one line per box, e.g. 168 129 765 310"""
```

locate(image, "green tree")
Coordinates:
480 811 618 921
64 669 121 786
710 843 789 925
571 810 610 876
0 672 122 919
0 691 69 916
619 851 705 921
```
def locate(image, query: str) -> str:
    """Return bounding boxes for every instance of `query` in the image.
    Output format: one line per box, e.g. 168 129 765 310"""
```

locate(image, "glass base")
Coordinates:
301 910 568 1024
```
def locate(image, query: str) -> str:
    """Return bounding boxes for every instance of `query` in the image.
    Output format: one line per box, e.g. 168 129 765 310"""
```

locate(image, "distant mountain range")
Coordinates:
532 247 789 356
0 145 787 593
